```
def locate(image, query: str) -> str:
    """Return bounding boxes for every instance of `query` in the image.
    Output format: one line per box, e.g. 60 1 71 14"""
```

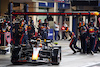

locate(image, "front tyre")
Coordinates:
51 49 61 65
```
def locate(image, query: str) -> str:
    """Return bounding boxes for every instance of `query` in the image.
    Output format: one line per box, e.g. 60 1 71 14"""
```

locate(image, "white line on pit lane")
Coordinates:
81 62 100 67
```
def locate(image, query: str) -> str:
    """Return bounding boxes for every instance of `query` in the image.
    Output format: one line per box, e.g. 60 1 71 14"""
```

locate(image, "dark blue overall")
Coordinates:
69 32 81 53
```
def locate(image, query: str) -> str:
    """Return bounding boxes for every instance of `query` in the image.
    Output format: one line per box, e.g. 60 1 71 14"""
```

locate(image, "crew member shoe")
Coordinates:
73 51 77 54
91 51 94 55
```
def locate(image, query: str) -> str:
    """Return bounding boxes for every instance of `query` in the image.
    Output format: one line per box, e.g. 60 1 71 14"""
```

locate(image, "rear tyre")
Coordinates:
11 47 20 65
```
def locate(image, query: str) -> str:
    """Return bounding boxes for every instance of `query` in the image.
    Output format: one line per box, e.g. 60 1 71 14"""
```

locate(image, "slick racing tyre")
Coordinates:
52 49 61 65
11 47 20 65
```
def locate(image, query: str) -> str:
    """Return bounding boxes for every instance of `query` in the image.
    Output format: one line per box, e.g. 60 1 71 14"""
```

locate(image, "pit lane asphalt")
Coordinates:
0 40 100 67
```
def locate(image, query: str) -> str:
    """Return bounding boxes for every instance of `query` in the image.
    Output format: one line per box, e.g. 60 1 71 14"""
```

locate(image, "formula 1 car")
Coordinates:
11 38 61 65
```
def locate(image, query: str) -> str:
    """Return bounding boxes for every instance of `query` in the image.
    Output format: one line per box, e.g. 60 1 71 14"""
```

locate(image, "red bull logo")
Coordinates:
79 23 81 27
41 26 45 29
28 26 31 30
89 29 94 33
79 22 85 27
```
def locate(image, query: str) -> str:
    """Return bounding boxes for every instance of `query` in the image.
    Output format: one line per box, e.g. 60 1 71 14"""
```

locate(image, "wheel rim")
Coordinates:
58 51 60 63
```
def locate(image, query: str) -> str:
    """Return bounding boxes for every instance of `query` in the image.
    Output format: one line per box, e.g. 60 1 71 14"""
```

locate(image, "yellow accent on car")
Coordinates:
32 54 38 60
54 42 58 44
44 39 46 42
22 44 26 46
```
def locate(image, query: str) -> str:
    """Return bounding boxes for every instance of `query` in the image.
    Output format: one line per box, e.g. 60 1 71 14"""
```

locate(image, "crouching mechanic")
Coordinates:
66 27 81 54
